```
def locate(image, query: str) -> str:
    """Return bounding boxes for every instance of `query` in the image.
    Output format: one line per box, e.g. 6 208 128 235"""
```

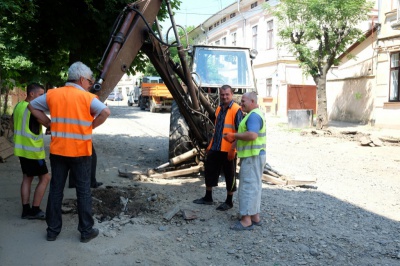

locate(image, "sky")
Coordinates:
160 0 235 32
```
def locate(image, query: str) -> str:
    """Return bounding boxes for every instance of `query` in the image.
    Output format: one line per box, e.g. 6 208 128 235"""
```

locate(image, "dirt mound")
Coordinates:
62 186 171 222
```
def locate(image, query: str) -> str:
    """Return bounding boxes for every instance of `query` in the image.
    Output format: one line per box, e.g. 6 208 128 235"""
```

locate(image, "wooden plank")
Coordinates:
286 178 317 186
0 136 11 146
149 164 204 179
0 137 14 161
262 173 287 186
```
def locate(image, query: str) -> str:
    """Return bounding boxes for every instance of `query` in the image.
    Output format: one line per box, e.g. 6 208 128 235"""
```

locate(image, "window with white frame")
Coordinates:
215 40 220 45
222 37 226 45
394 0 399 10
231 32 237 46
398 0 400 21
252 26 258 50
266 20 274 49
395 0 400 20
390 52 400 101
266 78 272 97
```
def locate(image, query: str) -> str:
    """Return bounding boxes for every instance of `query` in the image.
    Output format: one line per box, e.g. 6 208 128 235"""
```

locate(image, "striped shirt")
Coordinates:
211 100 243 151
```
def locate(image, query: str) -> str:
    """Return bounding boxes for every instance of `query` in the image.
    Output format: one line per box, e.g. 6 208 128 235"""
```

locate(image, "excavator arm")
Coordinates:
93 0 215 156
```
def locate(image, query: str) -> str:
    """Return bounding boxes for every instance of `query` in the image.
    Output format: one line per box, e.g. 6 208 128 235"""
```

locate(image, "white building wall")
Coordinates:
113 73 141 100
370 0 400 128
188 0 312 116
188 0 385 123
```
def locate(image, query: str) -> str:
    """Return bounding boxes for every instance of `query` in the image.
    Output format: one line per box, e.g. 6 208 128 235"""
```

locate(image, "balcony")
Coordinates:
391 20 400 30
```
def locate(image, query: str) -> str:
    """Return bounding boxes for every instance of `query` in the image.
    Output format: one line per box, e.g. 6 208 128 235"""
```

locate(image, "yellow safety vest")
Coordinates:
13 101 45 159
237 108 266 158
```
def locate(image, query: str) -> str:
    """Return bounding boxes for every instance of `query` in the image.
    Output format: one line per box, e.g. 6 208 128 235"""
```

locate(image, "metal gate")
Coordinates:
287 85 317 114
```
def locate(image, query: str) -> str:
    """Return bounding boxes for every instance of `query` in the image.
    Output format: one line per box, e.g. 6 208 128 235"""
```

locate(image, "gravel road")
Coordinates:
1 100 399 266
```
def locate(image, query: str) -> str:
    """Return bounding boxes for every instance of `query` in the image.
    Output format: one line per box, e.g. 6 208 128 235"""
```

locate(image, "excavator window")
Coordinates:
192 47 254 89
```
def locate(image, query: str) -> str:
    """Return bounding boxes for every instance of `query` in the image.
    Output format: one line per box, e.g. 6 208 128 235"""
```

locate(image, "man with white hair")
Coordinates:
223 92 266 231
29 61 110 242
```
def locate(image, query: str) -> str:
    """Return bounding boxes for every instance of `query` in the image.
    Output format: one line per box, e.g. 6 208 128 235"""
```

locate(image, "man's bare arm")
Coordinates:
27 104 51 128
92 107 111 129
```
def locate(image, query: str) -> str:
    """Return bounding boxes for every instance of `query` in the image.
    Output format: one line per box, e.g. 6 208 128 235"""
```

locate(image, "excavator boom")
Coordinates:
94 0 257 166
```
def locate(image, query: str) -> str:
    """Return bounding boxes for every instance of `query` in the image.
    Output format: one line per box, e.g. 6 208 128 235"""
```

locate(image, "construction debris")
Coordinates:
262 162 317 187
182 209 198 220
163 205 181 221
0 136 14 162
360 136 383 147
0 114 13 139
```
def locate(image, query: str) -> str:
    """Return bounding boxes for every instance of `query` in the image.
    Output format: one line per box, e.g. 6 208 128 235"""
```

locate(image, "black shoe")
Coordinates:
193 197 213 205
29 210 46 220
91 182 103 188
80 228 99 243
21 211 31 219
47 234 57 241
216 202 233 211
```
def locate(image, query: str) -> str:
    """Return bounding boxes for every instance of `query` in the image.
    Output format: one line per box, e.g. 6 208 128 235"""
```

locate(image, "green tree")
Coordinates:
143 63 159 76
268 0 374 129
1 0 181 88
167 25 194 63
140 24 192 81
0 0 38 115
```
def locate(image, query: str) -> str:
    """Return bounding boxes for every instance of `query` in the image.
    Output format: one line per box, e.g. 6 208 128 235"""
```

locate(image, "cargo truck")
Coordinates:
138 76 173 112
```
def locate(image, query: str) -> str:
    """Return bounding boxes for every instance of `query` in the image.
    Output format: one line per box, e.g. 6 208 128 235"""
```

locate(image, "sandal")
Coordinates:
216 202 233 211
230 221 254 231
252 220 263 226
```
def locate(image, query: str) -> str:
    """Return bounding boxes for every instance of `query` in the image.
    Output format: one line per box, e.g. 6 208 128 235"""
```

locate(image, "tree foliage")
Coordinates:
143 24 193 77
0 0 181 89
267 0 374 128
143 63 159 76
0 0 37 91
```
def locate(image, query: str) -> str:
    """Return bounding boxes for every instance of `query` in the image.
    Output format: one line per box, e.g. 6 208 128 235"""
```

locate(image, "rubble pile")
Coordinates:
0 114 12 138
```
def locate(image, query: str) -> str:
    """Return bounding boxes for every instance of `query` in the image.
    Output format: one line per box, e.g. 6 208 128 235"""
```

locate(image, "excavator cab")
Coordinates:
191 45 256 91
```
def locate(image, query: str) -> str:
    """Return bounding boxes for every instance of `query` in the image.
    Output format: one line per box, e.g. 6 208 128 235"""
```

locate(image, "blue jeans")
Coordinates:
46 154 94 237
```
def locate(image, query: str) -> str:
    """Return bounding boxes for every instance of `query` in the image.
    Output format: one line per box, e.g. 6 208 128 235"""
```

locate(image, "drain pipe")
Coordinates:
200 23 208 45
237 0 246 46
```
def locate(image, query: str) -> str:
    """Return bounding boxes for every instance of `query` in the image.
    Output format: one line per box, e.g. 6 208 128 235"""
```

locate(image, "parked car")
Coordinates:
127 87 140 106
107 92 116 101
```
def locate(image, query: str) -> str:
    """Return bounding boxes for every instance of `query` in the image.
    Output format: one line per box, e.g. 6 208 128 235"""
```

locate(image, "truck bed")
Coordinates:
141 83 173 98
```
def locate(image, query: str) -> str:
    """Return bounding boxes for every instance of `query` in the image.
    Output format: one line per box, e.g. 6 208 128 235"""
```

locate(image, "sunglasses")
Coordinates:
86 78 94 86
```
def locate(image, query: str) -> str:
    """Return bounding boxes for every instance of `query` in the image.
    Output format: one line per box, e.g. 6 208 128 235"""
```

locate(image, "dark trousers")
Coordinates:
46 154 94 237
69 145 97 187
204 150 237 192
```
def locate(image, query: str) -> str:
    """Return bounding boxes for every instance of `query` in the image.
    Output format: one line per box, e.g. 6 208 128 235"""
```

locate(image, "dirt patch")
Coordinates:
301 128 400 146
3 106 399 265
62 186 171 222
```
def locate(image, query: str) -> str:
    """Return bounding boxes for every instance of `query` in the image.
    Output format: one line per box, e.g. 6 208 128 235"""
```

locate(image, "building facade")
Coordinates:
189 0 316 116
114 73 141 100
187 0 400 128
326 0 399 128
372 0 400 128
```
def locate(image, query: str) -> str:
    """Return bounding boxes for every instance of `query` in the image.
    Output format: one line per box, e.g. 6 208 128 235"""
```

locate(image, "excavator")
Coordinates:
92 0 258 177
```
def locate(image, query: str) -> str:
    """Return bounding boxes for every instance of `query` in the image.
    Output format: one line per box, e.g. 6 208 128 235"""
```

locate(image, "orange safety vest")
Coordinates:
46 86 96 157
207 103 241 152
